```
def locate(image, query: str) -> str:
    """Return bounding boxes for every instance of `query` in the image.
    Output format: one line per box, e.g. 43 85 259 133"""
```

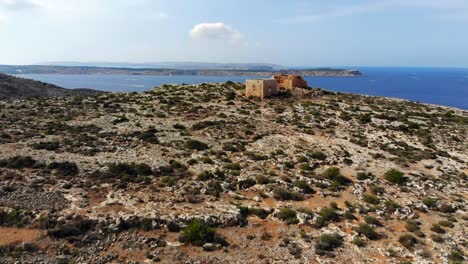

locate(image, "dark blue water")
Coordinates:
18 67 468 110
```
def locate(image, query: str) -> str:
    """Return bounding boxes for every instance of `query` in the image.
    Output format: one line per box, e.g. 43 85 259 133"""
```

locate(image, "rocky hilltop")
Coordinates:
0 82 466 263
0 73 104 100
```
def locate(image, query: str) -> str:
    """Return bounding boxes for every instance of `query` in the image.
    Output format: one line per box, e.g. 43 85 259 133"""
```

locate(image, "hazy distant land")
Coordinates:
0 64 363 77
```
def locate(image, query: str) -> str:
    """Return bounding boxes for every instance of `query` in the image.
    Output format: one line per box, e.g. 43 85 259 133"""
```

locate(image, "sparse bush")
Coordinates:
179 219 216 247
448 249 464 263
256 175 269 185
321 167 352 190
399 233 419 249
362 193 380 205
47 161 79 176
276 208 299 224
315 233 343 254
364 216 381 226
430 224 445 234
384 169 406 185
294 180 314 194
406 220 420 233
439 220 454 228
185 139 209 151
422 197 437 208
31 141 60 151
357 223 379 240
272 187 304 201
353 237 366 247
308 151 327 160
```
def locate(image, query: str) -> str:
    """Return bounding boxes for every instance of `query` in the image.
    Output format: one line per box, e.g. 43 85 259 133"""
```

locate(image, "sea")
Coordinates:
17 67 468 110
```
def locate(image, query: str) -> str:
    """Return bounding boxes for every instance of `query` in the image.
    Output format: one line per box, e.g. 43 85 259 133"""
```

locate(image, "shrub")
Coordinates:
173 124 186 130
431 234 444 243
430 224 445 234
439 220 454 228
357 223 379 240
422 197 437 208
448 249 464 263
0 156 37 169
256 175 269 185
362 193 380 205
384 169 406 185
276 208 299 224
247 208 271 219
308 151 327 160
272 187 304 201
161 176 176 186
315 233 343 254
47 161 79 176
353 237 366 247
238 178 256 189
179 219 216 247
108 163 152 177
185 139 209 151
31 141 60 151
319 207 340 222
356 171 373 180
197 171 215 181
364 216 381 226
321 167 352 190
294 180 314 194
405 220 420 232
399 233 419 249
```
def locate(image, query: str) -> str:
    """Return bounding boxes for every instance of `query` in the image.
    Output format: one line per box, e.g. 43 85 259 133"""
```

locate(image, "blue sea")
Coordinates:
17 67 468 110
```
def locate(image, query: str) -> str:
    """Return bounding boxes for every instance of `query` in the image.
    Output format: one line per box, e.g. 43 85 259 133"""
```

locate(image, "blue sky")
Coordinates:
1 0 468 67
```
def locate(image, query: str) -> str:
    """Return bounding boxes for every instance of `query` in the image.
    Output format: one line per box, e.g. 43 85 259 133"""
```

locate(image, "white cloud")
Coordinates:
190 22 242 42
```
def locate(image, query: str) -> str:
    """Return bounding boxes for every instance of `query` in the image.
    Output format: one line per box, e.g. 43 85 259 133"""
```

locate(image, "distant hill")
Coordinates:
0 73 104 100
36 61 285 71
0 65 363 77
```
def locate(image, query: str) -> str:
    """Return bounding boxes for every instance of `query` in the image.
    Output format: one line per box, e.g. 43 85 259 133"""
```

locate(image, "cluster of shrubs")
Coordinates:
315 233 343 256
272 187 304 201
0 156 37 169
321 167 352 191
179 219 227 247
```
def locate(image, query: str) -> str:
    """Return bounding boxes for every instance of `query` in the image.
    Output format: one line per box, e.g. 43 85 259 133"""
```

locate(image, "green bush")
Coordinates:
422 197 437 208
315 233 343 254
294 180 314 194
276 208 299 224
448 249 464 263
364 216 381 226
357 223 379 240
272 187 304 201
398 233 419 249
430 224 445 234
384 169 406 185
405 220 420 232
256 175 269 185
179 219 216 247
362 193 380 205
321 167 352 190
439 220 454 228
352 237 366 247
185 139 209 151
308 151 327 160
108 163 152 177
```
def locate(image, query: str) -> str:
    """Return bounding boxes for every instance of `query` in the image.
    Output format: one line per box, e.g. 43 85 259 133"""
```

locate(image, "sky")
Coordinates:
1 0 468 67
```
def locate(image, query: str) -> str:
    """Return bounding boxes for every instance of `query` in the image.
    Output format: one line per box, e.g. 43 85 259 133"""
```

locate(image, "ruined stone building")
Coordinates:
245 79 278 99
273 74 308 89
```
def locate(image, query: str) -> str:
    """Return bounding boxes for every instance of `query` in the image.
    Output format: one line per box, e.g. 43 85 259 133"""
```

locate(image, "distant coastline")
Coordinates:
0 65 363 77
